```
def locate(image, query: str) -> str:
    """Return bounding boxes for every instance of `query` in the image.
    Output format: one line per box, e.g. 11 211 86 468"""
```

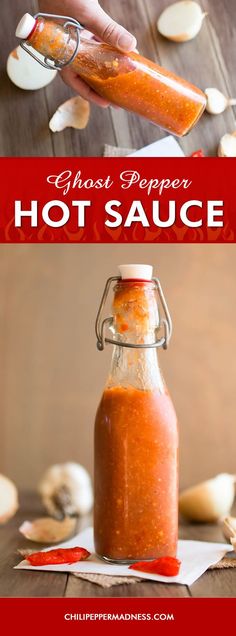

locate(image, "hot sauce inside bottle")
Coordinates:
16 13 206 136
94 264 178 563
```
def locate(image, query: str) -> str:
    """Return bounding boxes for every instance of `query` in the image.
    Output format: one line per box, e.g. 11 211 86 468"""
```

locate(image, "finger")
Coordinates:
82 5 137 52
61 69 110 107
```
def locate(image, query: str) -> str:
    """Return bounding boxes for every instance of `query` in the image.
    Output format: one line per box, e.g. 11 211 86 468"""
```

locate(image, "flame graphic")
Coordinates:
37 224 58 242
93 220 101 241
105 224 123 241
63 226 86 242
5 216 26 242
222 221 235 242
206 226 226 242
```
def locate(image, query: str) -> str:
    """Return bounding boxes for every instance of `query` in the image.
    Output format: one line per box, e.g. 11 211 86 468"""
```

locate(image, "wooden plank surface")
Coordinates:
144 0 236 156
0 0 53 157
65 577 189 598
0 492 68 597
180 522 236 598
1 0 235 156
0 492 235 598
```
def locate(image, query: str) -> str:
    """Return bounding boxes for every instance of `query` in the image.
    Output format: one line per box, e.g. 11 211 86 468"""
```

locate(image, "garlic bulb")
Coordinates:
0 474 19 524
221 516 236 542
157 1 207 43
205 88 236 115
49 97 90 132
7 46 57 90
218 132 236 157
38 462 93 519
179 473 235 523
19 516 77 543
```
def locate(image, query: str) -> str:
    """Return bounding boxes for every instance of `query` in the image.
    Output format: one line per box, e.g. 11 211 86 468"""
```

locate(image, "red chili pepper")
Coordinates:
191 149 205 157
129 556 181 577
26 546 91 566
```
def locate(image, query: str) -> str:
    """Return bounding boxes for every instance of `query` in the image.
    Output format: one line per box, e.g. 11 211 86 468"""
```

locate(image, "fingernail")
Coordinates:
117 32 137 51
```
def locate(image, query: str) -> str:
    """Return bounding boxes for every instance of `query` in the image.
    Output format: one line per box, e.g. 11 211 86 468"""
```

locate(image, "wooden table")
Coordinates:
1 0 236 157
0 492 235 598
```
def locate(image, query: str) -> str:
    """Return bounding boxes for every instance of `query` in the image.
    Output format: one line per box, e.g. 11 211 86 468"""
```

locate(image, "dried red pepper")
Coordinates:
191 149 205 157
129 556 181 577
26 546 90 566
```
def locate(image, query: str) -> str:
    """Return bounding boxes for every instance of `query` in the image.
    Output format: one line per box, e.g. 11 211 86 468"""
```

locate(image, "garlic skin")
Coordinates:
221 516 236 542
218 133 236 157
0 474 19 524
49 97 90 132
157 1 207 43
179 473 235 523
7 46 57 90
38 462 93 519
19 516 77 544
18 549 34 558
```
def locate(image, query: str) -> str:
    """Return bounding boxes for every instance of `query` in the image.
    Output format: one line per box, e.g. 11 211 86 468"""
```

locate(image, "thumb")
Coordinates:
82 4 137 52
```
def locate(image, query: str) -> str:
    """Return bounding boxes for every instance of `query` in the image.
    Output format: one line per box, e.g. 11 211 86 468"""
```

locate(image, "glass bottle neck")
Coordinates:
107 345 165 392
106 281 165 392
28 19 133 79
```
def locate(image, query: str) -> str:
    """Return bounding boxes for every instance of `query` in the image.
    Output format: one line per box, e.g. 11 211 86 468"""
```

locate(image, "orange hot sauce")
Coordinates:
95 386 178 561
18 15 206 135
94 271 178 563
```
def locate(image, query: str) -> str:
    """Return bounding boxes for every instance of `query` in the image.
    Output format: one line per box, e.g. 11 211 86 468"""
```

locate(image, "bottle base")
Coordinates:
96 553 155 565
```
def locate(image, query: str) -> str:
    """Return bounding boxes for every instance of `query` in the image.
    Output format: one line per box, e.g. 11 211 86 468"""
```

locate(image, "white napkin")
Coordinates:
128 136 185 157
15 527 232 586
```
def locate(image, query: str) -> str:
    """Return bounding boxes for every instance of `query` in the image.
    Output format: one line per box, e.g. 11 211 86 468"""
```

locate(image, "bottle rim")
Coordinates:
116 278 154 283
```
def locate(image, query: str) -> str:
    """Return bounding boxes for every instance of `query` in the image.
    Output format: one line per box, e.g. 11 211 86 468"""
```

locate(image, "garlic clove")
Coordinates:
38 462 93 519
49 97 90 132
218 132 236 157
19 516 77 543
0 474 19 524
205 88 228 115
205 88 236 115
179 473 235 523
7 46 57 90
221 516 236 541
157 1 207 43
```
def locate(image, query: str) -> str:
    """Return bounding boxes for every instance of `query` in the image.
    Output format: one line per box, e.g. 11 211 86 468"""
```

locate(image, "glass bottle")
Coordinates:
16 13 206 136
94 264 178 563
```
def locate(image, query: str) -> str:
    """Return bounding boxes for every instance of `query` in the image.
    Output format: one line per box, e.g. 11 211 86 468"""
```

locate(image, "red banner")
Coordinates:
0 158 235 243
0 597 235 634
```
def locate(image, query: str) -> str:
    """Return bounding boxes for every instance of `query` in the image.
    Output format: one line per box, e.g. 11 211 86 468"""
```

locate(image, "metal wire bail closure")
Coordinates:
19 13 83 70
95 276 172 352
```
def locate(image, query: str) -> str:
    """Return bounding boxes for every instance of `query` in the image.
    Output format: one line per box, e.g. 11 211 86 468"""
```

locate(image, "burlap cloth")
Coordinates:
73 572 140 588
73 555 236 588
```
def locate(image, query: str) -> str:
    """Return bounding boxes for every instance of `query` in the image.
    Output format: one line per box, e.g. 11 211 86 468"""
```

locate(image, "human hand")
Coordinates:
38 0 137 106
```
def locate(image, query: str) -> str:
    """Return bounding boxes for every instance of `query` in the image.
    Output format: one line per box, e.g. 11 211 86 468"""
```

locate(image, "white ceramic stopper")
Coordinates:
118 264 153 280
16 13 37 40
